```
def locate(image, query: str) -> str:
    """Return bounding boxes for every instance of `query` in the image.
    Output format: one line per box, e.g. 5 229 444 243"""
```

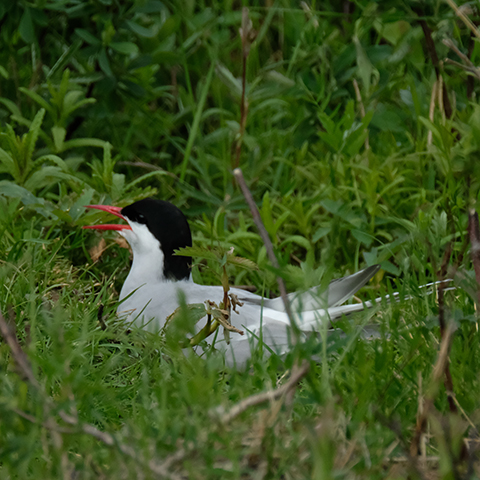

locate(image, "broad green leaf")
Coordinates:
75 28 101 46
0 148 16 177
19 8 35 43
61 138 107 151
174 246 220 261
351 229 374 247
0 98 22 117
157 16 180 42
51 126 66 152
110 42 139 55
19 88 53 115
225 231 262 243
215 63 242 99
98 48 113 77
0 180 44 205
24 166 77 191
312 227 331 243
225 256 258 271
36 154 69 170
280 235 312 252
125 20 157 38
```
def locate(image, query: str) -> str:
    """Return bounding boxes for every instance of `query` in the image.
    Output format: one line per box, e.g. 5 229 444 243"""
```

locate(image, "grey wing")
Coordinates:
240 265 380 312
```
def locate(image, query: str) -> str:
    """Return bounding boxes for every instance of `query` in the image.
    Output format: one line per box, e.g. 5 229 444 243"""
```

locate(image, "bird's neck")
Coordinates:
120 248 178 301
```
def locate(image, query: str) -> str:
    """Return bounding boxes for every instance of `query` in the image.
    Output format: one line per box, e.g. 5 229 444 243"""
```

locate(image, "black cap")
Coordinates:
121 198 192 281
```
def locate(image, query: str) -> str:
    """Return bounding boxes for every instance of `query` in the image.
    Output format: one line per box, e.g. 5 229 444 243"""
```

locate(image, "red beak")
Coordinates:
83 205 132 231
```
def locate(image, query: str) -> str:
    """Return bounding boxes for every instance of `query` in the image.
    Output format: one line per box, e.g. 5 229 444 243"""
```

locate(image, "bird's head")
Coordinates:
84 198 192 281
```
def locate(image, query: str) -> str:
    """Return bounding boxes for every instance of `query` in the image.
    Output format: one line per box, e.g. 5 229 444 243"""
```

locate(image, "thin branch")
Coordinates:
0 311 40 388
352 78 369 150
415 12 453 119
445 0 480 41
233 7 254 169
210 361 309 423
468 209 480 306
13 407 75 434
410 323 456 456
233 168 297 335
427 80 437 146
443 39 475 68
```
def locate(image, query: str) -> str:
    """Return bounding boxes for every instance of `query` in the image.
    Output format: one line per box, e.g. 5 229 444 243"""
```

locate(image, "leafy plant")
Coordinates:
0 108 77 192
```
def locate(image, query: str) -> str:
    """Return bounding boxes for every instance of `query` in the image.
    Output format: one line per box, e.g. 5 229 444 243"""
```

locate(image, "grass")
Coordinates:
1 1 480 478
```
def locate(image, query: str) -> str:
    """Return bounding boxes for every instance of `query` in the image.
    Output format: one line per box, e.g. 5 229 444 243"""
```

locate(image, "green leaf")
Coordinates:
35 154 69 170
19 8 35 43
0 180 44 205
24 166 77 191
75 28 101 46
19 88 53 115
180 61 215 181
312 227 331 243
125 20 156 38
379 260 400 275
280 235 312 251
98 48 113 77
128 54 154 71
69 188 95 221
125 170 169 190
51 126 66 152
174 246 220 262
46 39 83 80
0 148 16 177
24 108 46 167
61 138 107 151
157 16 180 42
110 42 139 55
0 98 22 118
351 229 374 247
215 63 242 99
225 256 258 271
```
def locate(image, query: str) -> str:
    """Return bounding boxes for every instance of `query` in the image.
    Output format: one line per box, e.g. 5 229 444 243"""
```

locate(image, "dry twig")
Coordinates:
233 7 254 169
352 78 369 150
209 361 309 423
410 323 456 456
468 209 480 306
445 0 480 41
233 168 296 334
414 8 453 119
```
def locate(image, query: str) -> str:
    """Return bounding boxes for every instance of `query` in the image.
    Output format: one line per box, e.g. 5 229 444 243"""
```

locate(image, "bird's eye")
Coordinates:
136 213 146 224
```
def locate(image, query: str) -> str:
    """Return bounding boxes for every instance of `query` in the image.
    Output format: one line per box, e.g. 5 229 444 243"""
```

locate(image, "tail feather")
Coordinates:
298 279 456 330
248 264 381 312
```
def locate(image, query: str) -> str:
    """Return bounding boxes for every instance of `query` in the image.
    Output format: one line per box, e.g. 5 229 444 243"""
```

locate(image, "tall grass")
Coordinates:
0 1 479 478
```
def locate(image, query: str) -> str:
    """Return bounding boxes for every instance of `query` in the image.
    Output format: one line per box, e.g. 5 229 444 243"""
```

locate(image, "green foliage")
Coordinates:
0 1 479 478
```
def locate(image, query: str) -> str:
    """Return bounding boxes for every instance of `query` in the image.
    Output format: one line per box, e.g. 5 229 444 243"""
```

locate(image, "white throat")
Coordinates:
118 223 168 301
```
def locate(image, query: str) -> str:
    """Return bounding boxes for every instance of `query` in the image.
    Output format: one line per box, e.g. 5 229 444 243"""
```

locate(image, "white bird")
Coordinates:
84 198 381 367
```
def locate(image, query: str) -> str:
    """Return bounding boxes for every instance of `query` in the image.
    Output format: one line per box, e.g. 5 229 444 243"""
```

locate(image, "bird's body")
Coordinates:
85 198 380 367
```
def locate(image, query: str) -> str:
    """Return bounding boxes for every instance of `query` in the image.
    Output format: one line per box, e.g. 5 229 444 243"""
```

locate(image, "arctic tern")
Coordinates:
84 198 381 366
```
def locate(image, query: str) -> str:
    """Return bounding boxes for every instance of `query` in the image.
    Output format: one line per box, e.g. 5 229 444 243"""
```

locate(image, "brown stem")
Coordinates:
233 7 252 170
209 361 309 423
468 209 480 306
416 15 453 119
410 324 455 455
233 168 299 340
